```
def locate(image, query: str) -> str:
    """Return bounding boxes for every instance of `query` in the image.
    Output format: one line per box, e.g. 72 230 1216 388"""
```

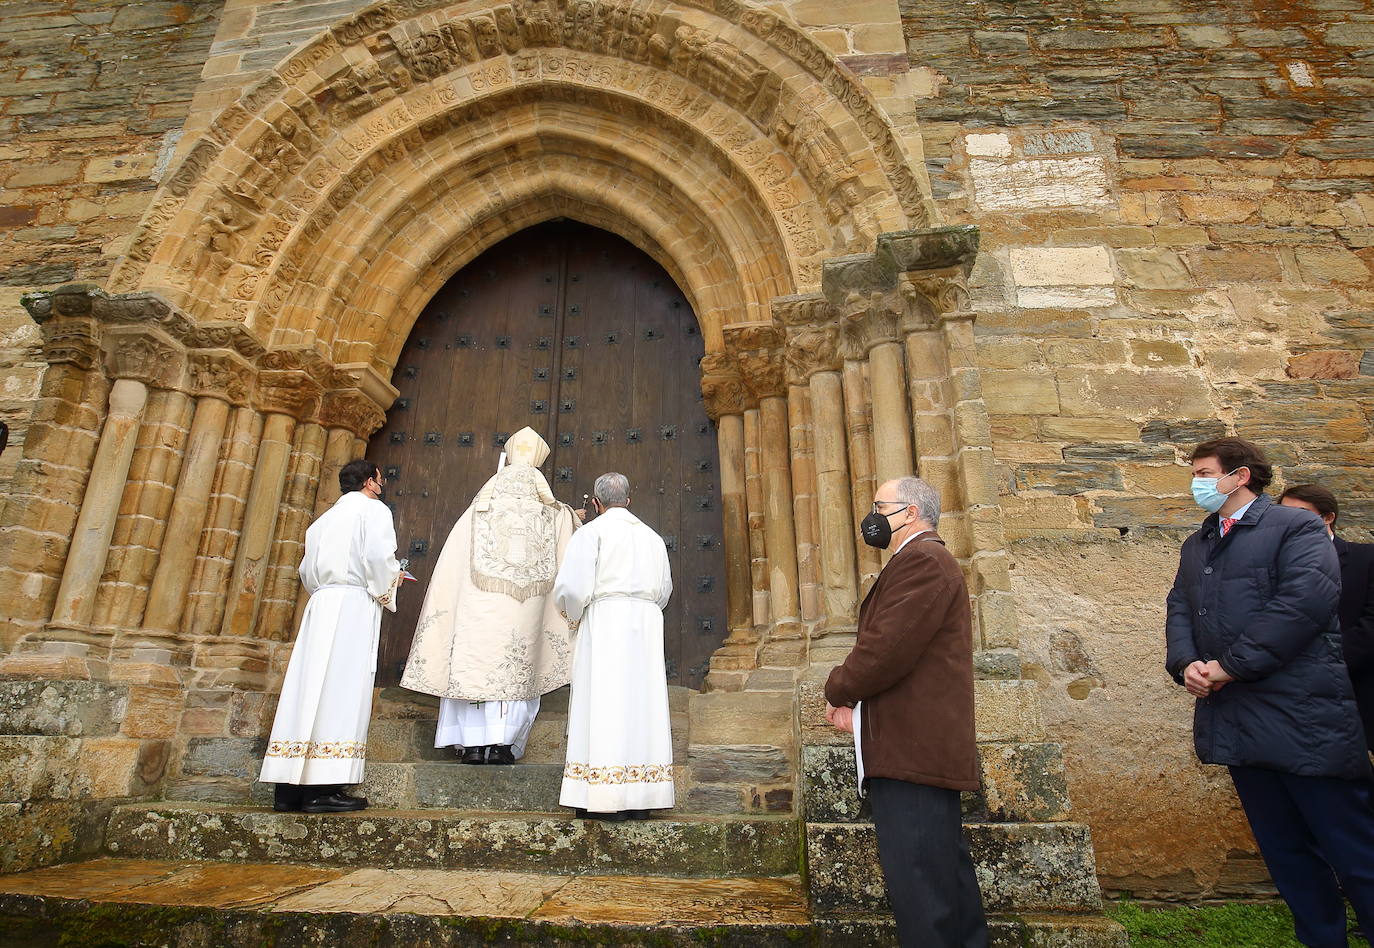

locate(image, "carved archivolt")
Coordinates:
109 0 933 374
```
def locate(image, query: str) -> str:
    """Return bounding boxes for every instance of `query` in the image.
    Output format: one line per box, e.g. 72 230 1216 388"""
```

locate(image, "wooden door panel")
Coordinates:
368 221 726 689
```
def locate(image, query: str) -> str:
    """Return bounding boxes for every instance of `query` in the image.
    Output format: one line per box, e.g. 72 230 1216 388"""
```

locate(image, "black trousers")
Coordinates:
1229 766 1374 948
867 777 988 948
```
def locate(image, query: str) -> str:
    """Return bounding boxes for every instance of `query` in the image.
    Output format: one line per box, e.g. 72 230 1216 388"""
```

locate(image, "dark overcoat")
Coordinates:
1165 494 1368 780
1335 535 1374 752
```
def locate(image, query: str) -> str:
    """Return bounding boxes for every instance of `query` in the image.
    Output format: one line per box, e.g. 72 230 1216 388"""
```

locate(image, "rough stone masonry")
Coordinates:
0 0 1368 910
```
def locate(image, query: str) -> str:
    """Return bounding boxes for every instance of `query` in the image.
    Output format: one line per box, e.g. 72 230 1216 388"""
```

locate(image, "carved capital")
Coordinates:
255 369 322 418
723 321 786 401
838 297 902 359
900 274 969 331
186 350 256 406
38 319 100 371
785 322 842 385
103 326 185 388
319 388 387 438
699 351 748 419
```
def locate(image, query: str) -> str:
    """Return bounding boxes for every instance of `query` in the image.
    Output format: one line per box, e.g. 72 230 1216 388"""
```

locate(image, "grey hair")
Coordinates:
891 476 941 528
594 472 630 507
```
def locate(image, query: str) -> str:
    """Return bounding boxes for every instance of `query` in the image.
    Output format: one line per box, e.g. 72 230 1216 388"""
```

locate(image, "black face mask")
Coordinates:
860 510 895 549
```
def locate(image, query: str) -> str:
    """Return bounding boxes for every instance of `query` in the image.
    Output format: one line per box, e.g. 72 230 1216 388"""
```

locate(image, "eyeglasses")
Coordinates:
871 500 906 514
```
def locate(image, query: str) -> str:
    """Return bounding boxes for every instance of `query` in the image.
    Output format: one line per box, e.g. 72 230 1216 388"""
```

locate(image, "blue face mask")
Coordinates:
1191 469 1241 513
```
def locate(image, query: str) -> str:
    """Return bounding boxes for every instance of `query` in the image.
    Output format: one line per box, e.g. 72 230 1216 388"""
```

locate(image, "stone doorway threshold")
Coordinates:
0 857 1129 946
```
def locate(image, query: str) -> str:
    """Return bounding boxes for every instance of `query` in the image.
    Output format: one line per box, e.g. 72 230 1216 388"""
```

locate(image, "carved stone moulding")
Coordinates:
821 252 896 305
877 225 979 278
38 319 100 371
770 292 834 328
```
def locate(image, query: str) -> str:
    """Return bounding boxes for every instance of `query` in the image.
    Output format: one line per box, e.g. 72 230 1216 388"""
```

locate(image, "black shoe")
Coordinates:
574 808 590 819
460 745 487 764
627 809 651 821
488 745 516 765
302 792 368 813
273 784 307 812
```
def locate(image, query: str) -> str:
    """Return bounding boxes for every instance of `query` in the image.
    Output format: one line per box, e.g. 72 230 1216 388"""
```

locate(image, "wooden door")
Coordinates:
367 221 728 690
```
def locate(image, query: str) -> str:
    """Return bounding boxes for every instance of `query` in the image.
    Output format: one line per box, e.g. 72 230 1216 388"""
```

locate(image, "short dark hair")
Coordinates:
1279 483 1339 524
1190 437 1273 494
339 458 379 493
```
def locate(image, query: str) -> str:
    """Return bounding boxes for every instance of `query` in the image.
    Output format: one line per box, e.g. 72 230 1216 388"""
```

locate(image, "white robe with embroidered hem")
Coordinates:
554 507 674 812
259 491 400 787
436 697 539 757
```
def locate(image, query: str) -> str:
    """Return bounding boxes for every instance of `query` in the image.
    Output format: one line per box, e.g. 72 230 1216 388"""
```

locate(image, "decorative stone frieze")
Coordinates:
37 320 100 371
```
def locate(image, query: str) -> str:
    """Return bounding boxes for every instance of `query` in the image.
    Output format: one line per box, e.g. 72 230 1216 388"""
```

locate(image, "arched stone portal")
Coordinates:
0 2 1120 940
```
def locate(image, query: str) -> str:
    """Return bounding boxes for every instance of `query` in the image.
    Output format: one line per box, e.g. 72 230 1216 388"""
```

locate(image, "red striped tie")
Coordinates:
1221 517 1236 536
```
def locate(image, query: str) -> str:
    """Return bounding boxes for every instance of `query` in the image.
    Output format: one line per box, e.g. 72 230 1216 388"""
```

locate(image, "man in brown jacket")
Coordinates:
825 475 987 948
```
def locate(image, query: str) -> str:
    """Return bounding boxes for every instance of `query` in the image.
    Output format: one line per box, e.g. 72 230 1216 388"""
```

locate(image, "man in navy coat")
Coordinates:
1279 482 1374 753
1166 438 1374 948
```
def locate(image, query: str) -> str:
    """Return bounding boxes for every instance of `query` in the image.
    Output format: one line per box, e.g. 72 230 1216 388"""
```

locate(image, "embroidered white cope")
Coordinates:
554 506 675 813
259 490 401 786
400 428 578 755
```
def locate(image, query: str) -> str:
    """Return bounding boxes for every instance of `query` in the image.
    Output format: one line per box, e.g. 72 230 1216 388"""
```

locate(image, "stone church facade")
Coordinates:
0 0 1369 927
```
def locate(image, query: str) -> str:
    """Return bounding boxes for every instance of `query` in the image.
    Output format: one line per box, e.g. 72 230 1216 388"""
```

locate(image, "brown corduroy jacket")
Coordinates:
824 532 980 792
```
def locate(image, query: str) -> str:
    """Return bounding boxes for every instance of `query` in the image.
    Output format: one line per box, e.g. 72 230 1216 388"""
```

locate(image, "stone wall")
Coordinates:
0 1 220 488
900 0 1373 896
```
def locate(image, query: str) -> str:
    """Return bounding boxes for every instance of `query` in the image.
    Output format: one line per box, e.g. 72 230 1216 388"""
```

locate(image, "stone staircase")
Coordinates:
0 665 1127 945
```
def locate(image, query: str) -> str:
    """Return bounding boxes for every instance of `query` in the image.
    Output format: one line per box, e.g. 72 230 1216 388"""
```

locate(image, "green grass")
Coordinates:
1106 899 1370 948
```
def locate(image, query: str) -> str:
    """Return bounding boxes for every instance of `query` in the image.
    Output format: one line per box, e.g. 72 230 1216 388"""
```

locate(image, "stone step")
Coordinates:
0 858 1127 946
103 803 803 878
807 820 1107 915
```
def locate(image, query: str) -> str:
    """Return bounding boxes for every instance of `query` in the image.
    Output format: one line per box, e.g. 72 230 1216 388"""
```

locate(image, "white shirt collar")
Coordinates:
1225 498 1256 522
895 528 934 554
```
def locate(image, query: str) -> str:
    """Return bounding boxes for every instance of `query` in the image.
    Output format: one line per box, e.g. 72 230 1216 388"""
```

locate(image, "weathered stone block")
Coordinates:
121 686 183 740
1057 369 1212 419
982 369 1061 415
0 680 128 737
413 761 561 811
688 692 793 747
1139 419 1226 444
0 799 110 873
974 680 1045 742
689 745 791 784
180 737 266 779
808 820 1101 913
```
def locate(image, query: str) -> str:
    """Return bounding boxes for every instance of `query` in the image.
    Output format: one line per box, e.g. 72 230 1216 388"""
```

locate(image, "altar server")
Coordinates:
259 458 403 813
555 472 674 820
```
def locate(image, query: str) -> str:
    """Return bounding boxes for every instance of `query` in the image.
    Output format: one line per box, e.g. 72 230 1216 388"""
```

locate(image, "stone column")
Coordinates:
810 372 858 633
743 407 769 629
0 306 105 663
279 386 387 634
183 405 264 639
700 354 751 644
48 328 182 640
725 322 801 642
777 294 856 638
841 359 881 589
219 369 320 639
786 385 821 632
142 351 253 638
